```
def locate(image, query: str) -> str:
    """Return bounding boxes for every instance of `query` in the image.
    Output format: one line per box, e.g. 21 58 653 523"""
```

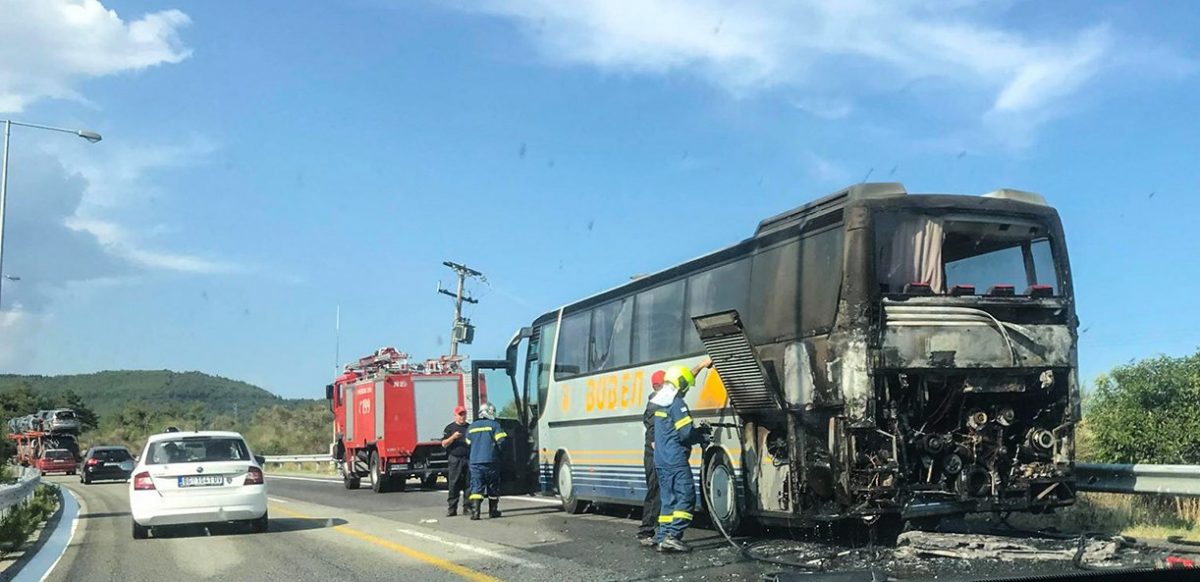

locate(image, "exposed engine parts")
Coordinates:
847 370 1074 516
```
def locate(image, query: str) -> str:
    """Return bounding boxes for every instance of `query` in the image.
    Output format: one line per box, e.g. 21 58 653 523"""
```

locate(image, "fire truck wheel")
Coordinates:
555 456 586 514
342 466 360 490
702 452 742 535
369 451 391 493
421 473 439 489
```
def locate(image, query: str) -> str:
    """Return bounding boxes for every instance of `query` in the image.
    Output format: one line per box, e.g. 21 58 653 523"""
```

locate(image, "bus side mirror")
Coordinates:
325 384 334 400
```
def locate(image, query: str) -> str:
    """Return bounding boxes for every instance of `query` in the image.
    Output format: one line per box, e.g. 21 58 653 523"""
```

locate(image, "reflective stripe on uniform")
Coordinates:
469 493 484 500
654 411 668 418
673 510 693 521
673 416 693 430
658 515 673 523
494 432 508 440
469 426 494 433
465 438 471 445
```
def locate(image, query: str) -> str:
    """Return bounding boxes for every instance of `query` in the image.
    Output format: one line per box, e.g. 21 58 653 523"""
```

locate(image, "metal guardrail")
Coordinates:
1075 463 1200 497
0 467 42 517
262 454 333 464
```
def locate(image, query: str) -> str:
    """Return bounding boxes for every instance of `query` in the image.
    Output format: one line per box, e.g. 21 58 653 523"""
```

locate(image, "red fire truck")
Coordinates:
326 347 478 493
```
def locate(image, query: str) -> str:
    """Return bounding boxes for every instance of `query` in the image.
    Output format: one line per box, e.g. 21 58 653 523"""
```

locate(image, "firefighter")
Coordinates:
652 358 713 553
637 370 667 546
466 402 508 520
441 405 470 516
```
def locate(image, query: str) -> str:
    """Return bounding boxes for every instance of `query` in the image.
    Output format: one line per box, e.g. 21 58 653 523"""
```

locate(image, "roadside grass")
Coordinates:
0 483 60 555
1002 492 1200 542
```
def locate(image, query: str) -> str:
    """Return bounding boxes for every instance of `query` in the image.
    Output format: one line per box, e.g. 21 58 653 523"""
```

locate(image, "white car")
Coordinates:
129 430 268 539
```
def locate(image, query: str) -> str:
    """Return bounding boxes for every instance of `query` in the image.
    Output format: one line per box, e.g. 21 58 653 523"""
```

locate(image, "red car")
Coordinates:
37 449 77 476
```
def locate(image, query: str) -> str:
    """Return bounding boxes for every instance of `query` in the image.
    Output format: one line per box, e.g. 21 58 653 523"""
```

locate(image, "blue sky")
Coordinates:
0 0 1197 398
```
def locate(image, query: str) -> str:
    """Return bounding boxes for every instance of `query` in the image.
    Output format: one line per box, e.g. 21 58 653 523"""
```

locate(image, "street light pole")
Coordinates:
0 119 102 309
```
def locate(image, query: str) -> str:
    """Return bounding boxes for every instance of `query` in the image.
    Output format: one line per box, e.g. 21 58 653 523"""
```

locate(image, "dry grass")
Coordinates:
1002 493 1200 542
265 462 338 477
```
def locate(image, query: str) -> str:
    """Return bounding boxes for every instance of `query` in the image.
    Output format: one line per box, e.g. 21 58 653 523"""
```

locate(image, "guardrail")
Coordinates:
0 467 42 517
262 454 334 464
1075 463 1200 497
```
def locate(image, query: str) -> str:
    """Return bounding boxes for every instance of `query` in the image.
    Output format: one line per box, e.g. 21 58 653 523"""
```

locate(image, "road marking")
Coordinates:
271 504 500 582
503 495 560 505
395 527 545 569
267 497 290 504
19 486 80 582
266 474 341 483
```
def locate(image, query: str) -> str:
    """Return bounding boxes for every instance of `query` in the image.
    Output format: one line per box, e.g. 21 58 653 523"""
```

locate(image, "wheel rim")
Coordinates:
557 461 573 500
708 463 736 523
367 456 377 487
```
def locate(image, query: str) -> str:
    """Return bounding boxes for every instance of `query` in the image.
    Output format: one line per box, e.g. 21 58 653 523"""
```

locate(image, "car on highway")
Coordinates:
36 448 77 476
129 430 268 539
79 446 136 484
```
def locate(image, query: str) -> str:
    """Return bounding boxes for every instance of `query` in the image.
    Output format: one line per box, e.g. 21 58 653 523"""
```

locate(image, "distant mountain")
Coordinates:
0 370 316 419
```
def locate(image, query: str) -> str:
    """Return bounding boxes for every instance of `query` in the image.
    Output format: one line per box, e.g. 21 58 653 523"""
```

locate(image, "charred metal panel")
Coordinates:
880 302 1073 370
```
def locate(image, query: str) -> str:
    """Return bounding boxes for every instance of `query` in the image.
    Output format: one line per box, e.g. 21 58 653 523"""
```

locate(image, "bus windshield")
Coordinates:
876 212 1060 295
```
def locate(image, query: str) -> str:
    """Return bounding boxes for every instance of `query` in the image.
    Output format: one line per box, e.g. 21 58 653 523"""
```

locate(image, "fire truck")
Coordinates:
326 347 477 493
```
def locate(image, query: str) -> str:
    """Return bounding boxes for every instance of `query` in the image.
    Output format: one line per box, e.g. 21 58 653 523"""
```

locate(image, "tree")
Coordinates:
1087 352 1200 464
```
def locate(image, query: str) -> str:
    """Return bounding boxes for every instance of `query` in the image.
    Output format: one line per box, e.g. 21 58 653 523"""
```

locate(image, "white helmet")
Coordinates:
479 402 497 420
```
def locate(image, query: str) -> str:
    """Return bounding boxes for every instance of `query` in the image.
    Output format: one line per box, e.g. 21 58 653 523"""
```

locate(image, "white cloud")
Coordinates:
65 216 243 275
0 0 191 112
464 1 1180 140
805 153 852 185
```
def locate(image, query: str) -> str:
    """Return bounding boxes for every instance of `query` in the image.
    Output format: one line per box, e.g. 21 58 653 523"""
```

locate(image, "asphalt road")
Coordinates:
42 473 766 582
40 473 1167 581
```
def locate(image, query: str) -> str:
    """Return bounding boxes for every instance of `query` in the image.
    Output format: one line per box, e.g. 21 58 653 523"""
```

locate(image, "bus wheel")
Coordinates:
556 457 586 514
369 452 390 493
703 452 742 535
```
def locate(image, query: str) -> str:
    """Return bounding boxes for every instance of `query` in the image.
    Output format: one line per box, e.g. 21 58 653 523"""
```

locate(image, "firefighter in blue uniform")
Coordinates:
466 402 508 520
652 358 712 553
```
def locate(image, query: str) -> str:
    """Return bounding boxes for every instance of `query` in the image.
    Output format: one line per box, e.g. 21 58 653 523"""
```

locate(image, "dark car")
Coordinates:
80 446 136 484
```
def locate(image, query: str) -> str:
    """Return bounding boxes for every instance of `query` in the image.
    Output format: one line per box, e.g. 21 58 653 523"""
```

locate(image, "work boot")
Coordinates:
469 500 481 521
446 504 458 517
657 536 691 553
488 498 501 518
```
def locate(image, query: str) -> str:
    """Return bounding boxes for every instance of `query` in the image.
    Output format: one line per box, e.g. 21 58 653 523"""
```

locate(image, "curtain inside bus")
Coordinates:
877 215 945 293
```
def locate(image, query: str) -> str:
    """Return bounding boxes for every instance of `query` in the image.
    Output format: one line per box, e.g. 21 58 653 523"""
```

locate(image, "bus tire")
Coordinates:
703 452 743 535
555 456 586 514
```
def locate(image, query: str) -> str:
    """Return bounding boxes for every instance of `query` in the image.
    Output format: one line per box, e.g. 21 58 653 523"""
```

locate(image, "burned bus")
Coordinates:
475 182 1079 531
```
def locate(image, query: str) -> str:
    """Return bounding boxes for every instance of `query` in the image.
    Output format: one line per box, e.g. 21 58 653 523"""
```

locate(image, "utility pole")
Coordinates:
438 261 483 358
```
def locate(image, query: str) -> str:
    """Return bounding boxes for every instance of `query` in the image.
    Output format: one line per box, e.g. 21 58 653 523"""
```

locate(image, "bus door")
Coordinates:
471 328 537 495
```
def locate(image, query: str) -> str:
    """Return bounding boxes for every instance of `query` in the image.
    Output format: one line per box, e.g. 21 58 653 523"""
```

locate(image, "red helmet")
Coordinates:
650 370 666 386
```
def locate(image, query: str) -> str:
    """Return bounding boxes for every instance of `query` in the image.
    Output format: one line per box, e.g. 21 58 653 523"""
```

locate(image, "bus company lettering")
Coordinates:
584 371 645 413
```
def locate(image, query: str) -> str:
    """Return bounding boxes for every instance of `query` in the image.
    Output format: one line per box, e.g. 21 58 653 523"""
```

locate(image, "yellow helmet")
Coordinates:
664 366 696 393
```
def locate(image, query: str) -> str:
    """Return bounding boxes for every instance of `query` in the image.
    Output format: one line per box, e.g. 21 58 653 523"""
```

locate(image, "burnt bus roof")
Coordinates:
530 182 1064 325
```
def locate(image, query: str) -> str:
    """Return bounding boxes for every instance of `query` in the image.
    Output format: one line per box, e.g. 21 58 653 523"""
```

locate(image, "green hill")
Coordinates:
0 370 314 419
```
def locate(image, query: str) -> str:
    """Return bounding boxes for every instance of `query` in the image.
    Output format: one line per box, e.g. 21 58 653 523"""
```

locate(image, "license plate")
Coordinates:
178 475 224 488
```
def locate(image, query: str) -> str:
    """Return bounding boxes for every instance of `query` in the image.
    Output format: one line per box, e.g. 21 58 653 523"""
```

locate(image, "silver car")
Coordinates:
44 409 81 434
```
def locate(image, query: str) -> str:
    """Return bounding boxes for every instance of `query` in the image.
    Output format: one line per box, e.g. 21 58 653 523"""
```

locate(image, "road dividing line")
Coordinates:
267 497 290 504
502 495 561 505
266 475 341 484
395 527 545 569
271 504 501 582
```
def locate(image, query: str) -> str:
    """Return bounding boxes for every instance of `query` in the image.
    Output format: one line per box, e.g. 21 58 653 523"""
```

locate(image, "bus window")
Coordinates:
555 311 589 379
590 297 632 372
749 239 801 342
800 227 844 334
632 279 685 363
684 258 751 353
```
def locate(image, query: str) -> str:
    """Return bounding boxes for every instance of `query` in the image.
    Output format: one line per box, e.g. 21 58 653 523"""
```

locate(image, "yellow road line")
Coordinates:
271 504 501 582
